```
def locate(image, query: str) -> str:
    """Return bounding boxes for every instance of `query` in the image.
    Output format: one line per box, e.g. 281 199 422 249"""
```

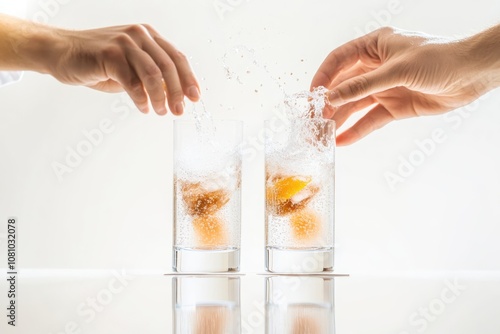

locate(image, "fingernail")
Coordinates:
323 105 335 119
174 101 184 115
187 86 200 100
158 106 167 115
327 90 340 106
140 105 149 114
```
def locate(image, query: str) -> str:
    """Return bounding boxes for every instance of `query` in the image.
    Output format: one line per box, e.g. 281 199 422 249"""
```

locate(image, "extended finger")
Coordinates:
336 103 394 146
328 62 368 89
143 25 200 102
126 48 169 115
140 38 185 115
310 30 381 90
311 41 363 90
330 96 377 127
327 64 398 107
104 53 149 113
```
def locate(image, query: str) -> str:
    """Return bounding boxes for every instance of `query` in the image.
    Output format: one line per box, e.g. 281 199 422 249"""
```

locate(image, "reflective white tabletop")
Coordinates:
1 270 499 333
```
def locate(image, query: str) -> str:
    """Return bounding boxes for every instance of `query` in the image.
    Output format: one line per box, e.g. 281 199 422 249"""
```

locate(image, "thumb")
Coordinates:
327 64 399 107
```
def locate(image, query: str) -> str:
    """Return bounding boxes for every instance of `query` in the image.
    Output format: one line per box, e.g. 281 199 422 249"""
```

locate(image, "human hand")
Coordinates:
311 27 500 145
47 24 200 115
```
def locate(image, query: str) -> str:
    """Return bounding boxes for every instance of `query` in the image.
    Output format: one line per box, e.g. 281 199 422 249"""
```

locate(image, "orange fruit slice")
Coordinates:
192 215 227 248
290 209 321 241
181 182 229 216
266 175 311 207
272 176 312 202
266 175 317 215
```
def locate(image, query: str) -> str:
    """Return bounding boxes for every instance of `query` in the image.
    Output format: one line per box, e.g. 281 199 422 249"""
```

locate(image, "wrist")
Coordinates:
462 25 500 90
21 24 68 75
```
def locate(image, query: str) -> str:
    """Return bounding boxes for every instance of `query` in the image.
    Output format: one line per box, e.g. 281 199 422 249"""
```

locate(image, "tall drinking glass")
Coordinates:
173 120 242 272
265 119 335 273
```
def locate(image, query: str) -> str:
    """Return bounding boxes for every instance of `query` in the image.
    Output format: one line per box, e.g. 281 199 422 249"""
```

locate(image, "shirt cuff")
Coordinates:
0 71 24 87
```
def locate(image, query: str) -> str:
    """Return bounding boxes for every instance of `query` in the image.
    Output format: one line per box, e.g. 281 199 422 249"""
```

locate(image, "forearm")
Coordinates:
0 14 63 74
463 24 500 89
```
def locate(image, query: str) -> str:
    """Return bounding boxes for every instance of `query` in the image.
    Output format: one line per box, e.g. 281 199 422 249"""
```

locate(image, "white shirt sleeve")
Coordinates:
0 72 24 87
0 0 27 87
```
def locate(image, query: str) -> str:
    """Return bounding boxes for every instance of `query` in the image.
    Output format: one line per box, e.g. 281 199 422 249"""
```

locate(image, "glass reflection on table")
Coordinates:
266 276 335 334
172 276 241 333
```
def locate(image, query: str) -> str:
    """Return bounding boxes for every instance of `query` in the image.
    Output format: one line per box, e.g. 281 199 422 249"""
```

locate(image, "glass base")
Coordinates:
266 247 334 273
173 247 240 273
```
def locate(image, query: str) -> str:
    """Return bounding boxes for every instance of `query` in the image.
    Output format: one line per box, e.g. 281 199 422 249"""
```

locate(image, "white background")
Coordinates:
1 0 500 274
